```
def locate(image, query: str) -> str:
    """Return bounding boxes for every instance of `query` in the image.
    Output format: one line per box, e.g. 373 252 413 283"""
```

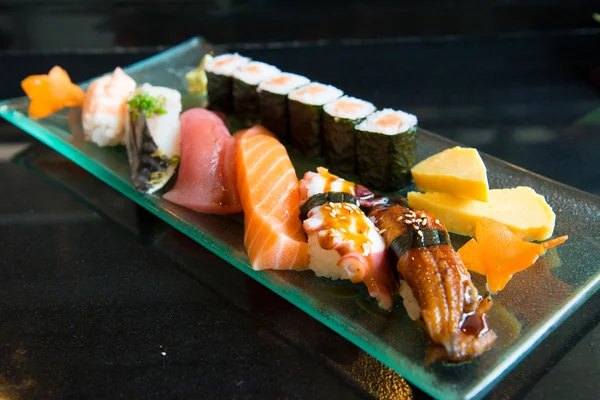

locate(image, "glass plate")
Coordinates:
2 37 600 400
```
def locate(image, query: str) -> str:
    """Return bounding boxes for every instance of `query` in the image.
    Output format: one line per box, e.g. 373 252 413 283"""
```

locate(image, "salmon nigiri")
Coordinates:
21 66 85 119
236 126 309 270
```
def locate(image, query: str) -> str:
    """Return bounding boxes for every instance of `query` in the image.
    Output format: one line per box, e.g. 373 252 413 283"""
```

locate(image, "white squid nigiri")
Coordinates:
124 83 182 194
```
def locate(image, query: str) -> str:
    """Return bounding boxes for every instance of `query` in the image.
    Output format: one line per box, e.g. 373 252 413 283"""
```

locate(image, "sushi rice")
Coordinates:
355 108 418 135
288 82 343 106
323 96 375 121
258 73 310 95
205 53 250 76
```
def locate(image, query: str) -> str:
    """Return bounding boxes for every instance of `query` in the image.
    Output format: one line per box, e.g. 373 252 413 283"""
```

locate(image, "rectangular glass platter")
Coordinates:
2 37 600 400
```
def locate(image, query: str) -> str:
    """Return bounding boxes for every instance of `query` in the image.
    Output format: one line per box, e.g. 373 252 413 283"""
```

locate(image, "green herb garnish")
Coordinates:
168 155 181 166
594 13 600 23
127 92 168 121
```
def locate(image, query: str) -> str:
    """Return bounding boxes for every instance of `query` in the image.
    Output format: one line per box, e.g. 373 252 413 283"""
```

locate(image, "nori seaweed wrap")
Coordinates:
355 109 418 192
288 83 343 157
257 73 310 141
232 61 280 123
205 53 250 112
322 96 376 175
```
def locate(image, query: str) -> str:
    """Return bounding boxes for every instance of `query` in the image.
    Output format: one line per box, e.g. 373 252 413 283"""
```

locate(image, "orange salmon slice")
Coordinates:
236 126 309 270
214 56 236 67
334 100 364 114
296 85 327 96
375 114 403 127
243 64 261 73
268 75 293 86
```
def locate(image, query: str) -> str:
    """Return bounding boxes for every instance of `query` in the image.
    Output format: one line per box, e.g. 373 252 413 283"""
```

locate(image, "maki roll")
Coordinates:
257 73 310 141
288 83 343 157
355 109 418 192
299 167 396 310
232 61 280 122
322 96 376 175
82 67 136 147
125 83 182 194
205 53 250 112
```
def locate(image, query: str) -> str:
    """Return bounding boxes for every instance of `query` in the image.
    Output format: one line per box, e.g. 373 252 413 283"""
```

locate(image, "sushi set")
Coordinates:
2 37 599 400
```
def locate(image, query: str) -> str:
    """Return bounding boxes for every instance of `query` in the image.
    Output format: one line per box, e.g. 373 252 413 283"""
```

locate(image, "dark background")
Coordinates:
0 0 599 51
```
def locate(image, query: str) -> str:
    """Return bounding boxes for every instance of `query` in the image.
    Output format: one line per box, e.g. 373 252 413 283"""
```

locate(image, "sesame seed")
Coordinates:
422 219 427 226
339 216 346 220
417 230 424 237
421 213 426 218
379 229 386 234
435 219 440 224
340 228 347 233
328 202 334 208
415 218 422 224
405 220 413 224
397 216 403 221
329 212 335 217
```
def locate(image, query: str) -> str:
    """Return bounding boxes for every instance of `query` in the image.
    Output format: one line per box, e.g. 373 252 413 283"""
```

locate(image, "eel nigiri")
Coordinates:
369 204 497 364
163 109 241 214
82 67 136 147
299 167 396 310
236 126 309 270
125 83 182 194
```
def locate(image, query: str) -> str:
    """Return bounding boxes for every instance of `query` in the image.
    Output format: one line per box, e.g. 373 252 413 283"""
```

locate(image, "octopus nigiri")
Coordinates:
369 204 497 364
299 168 396 310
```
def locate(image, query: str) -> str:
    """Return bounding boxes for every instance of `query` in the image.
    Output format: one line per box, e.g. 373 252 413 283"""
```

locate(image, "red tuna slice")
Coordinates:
163 108 242 214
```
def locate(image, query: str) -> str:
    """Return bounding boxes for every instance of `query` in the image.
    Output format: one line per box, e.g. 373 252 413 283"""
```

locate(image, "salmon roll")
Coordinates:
232 61 280 122
323 96 376 175
257 72 310 141
299 167 396 310
355 109 418 191
82 67 136 147
205 53 250 112
288 83 343 157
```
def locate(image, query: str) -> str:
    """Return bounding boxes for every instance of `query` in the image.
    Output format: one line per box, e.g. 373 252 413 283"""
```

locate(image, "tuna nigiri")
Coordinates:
21 66 85 119
236 126 309 270
163 109 241 214
82 67 136 147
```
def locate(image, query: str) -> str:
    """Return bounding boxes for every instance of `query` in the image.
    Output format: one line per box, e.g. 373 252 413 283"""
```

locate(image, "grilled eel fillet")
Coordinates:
369 204 497 364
